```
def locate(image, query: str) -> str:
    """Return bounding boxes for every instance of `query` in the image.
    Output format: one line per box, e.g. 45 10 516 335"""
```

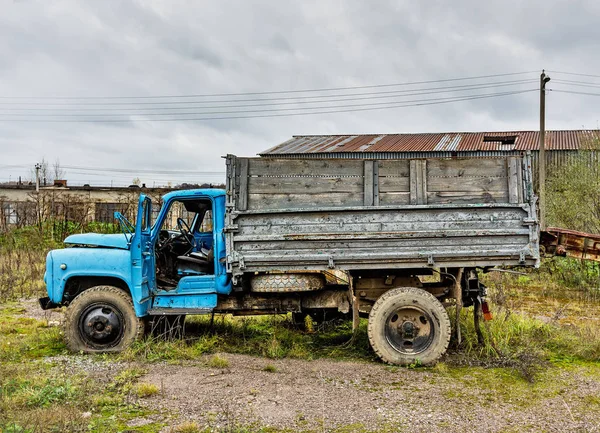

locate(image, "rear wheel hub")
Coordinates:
385 307 435 355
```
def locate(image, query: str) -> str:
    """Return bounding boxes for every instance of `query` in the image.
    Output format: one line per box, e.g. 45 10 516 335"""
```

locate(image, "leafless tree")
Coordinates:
53 158 66 180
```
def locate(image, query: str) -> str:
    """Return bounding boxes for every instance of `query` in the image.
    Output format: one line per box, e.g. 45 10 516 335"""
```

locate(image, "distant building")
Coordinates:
0 184 171 230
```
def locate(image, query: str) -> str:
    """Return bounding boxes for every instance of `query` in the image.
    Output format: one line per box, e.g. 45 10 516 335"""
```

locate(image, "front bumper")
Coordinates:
38 297 59 310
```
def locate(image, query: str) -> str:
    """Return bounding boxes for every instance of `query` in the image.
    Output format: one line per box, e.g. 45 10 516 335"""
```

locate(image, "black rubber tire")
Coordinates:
251 273 325 293
64 286 144 353
367 287 451 366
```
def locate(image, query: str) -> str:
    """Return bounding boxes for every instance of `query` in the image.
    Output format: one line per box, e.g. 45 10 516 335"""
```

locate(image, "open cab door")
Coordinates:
131 194 155 307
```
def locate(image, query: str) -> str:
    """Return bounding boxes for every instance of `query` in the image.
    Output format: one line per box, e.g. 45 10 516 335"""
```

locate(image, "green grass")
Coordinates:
134 382 160 398
121 314 374 365
207 354 230 369
0 305 164 432
262 364 277 373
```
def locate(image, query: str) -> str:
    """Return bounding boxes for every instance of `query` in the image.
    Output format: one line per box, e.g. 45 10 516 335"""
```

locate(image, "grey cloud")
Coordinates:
0 0 599 186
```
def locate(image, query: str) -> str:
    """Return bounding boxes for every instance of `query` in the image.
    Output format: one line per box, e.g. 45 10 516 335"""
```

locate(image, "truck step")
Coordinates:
147 308 213 316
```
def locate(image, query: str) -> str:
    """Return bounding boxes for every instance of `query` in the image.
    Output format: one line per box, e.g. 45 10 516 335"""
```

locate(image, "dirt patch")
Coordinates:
14 297 64 325
139 353 600 432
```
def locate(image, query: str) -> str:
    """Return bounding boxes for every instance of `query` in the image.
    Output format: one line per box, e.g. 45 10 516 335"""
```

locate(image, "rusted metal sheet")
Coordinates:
225 154 539 279
260 130 600 155
541 227 600 262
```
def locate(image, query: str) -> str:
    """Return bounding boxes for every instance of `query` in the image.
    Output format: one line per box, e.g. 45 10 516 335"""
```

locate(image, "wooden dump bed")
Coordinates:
224 155 540 278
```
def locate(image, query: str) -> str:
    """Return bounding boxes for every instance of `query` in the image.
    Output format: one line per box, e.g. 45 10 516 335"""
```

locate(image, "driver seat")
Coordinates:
176 248 214 275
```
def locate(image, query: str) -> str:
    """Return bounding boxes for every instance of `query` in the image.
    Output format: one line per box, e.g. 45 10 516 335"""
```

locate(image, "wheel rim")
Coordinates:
384 306 435 355
78 302 125 349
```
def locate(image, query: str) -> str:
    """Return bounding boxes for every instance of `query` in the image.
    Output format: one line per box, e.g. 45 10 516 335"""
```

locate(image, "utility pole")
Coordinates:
539 70 551 230
35 163 41 193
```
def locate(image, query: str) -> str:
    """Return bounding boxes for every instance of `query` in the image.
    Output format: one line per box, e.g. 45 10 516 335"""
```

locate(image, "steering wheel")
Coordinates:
176 218 194 249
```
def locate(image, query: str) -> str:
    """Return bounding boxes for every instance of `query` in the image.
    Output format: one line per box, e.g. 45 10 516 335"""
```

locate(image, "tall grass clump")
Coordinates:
0 221 119 302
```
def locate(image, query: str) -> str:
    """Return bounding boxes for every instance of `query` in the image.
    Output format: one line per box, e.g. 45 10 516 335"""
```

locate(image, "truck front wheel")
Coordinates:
64 286 144 353
367 287 451 366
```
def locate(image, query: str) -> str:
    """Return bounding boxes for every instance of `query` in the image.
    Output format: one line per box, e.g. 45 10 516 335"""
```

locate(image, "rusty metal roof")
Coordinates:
260 130 600 155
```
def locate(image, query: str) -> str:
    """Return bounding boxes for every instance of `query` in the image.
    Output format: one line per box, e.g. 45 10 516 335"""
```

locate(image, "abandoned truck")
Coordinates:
39 154 539 365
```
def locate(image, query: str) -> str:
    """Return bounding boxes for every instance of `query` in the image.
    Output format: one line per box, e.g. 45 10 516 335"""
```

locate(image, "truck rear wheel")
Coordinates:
64 286 144 353
367 287 451 366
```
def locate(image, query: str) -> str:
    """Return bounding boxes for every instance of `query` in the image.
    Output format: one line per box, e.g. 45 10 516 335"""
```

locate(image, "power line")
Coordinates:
550 89 600 97
0 80 537 111
552 79 600 88
0 88 537 118
547 70 600 79
0 164 225 176
0 79 537 107
0 71 538 100
62 166 224 175
64 173 225 182
0 89 537 123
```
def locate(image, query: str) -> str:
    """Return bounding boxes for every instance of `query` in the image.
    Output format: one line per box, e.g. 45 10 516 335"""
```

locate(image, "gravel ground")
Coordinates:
14 300 600 432
138 353 600 433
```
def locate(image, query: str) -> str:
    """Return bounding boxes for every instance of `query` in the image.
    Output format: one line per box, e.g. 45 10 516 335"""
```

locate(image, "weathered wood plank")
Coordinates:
373 161 380 206
427 191 508 204
234 228 530 242
248 158 364 176
427 158 506 178
379 176 410 192
238 158 249 211
507 157 519 204
237 218 525 235
517 157 524 203
363 161 374 206
378 160 410 177
236 208 526 226
410 160 427 204
247 192 364 209
236 235 529 251
410 160 418 205
248 176 363 194
419 159 429 204
379 192 410 205
428 176 508 192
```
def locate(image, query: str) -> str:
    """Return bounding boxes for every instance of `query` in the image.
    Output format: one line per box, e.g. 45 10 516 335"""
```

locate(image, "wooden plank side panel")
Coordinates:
425 158 509 205
428 176 508 192
363 160 374 206
517 157 524 203
379 176 410 192
427 191 509 204
379 192 411 205
230 203 536 273
507 157 519 204
248 176 363 194
247 192 364 210
248 158 364 176
409 160 427 204
427 158 507 178
238 158 249 211
378 160 410 177
236 207 527 226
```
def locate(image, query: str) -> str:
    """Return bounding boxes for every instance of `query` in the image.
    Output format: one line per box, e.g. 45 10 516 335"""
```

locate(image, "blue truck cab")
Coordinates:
41 189 231 352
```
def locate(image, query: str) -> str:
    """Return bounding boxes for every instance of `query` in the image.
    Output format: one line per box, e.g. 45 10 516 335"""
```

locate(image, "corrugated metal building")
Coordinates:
260 130 600 182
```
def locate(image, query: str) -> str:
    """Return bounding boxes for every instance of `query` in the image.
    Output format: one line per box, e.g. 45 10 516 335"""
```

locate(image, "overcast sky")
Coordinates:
1 0 599 186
